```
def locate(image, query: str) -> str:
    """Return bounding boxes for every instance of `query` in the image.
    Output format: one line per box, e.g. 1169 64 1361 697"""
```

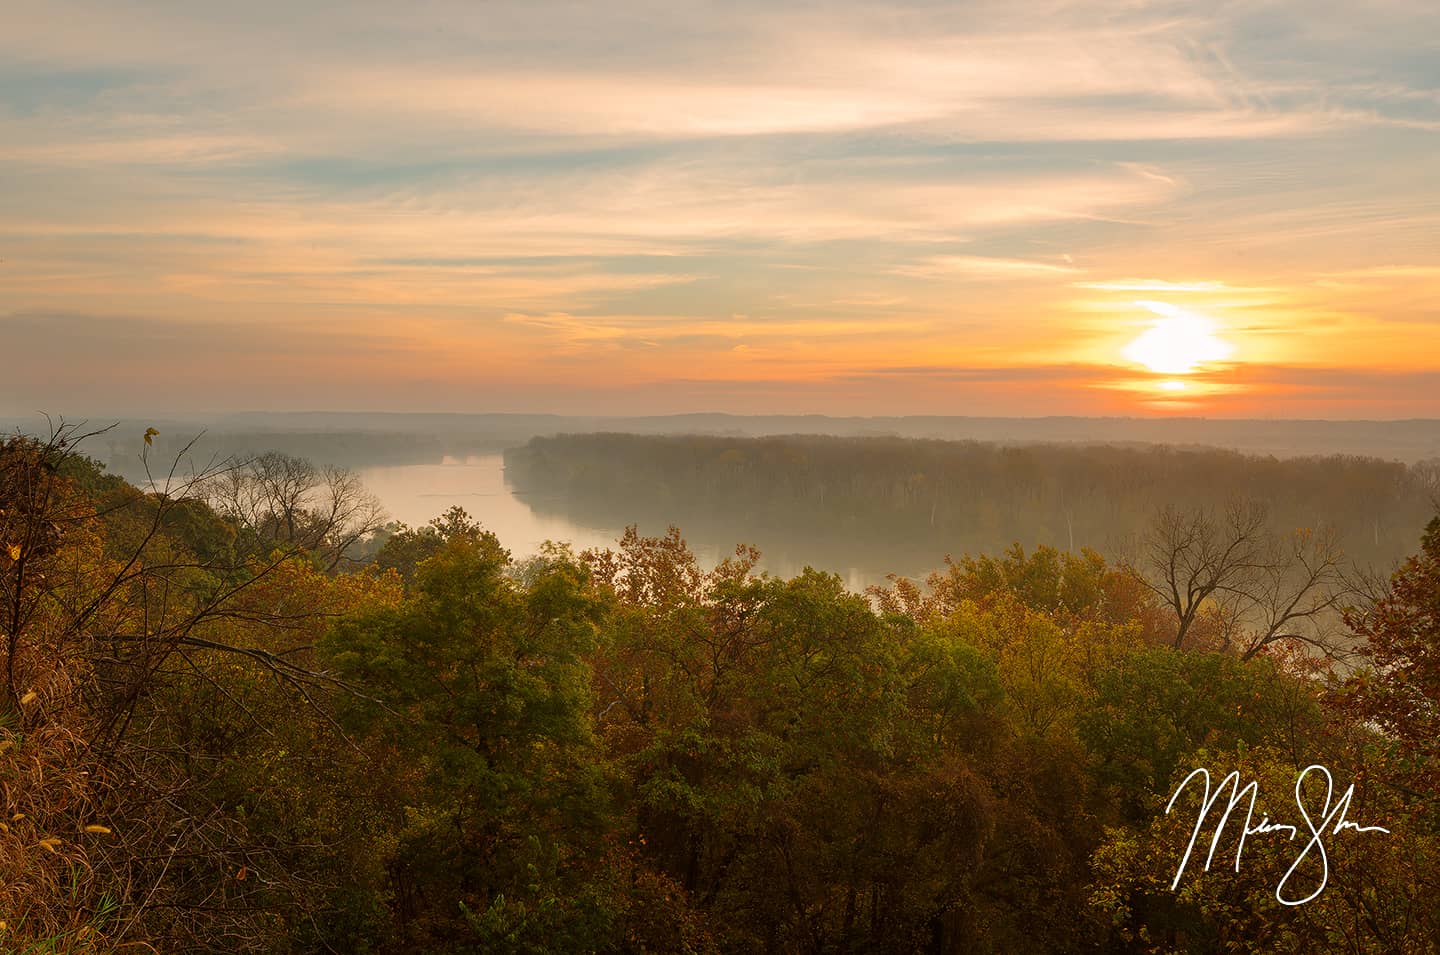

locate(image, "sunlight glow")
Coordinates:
1122 301 1234 375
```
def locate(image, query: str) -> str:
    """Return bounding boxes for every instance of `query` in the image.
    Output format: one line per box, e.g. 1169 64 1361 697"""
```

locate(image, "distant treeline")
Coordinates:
96 430 521 481
505 434 1440 574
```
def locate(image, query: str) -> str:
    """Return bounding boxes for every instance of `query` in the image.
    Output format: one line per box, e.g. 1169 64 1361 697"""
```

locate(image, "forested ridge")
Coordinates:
4 425 1440 953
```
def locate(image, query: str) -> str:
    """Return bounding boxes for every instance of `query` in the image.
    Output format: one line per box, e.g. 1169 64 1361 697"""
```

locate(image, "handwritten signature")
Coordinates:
1166 764 1390 905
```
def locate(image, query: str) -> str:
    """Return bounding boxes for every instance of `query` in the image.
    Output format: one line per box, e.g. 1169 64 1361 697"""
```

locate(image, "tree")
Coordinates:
206 451 385 570
1091 745 1440 954
1127 501 1269 651
1216 525 1348 661
875 542 1166 637
371 505 486 580
323 529 622 952
1 423 384 951
1415 459 1440 511
1335 516 1440 795
1127 501 1350 659
0 427 115 948
1078 648 1323 819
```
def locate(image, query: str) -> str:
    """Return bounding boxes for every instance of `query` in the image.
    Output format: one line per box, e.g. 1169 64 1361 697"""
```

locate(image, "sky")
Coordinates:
3 0 1439 418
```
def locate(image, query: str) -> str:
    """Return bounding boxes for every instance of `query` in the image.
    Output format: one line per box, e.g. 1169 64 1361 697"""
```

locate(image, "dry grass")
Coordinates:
0 669 127 953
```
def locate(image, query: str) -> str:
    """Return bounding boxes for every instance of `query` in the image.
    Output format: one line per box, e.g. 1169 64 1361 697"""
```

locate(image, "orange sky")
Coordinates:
3 0 1438 418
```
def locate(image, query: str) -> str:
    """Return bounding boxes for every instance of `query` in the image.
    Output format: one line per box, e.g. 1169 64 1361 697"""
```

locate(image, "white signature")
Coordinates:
1166 764 1391 905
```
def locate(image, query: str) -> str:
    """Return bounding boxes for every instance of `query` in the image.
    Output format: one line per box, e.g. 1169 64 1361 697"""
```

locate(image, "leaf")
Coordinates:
143 427 159 446
4 543 18 561
235 866 248 881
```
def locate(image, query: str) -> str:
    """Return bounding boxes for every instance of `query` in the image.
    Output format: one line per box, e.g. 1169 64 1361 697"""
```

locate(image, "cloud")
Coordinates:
1075 279 1246 293
891 255 1082 280
2 0 1438 417
837 363 1114 383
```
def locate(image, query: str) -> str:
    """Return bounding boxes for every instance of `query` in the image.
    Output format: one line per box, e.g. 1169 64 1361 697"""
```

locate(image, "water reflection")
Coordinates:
356 456 890 591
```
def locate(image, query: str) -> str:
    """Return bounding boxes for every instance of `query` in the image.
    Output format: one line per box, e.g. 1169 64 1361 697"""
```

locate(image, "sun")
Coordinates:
1122 301 1234 375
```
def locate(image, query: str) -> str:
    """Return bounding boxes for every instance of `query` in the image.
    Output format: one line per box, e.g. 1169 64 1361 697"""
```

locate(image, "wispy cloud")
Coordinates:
892 255 1082 280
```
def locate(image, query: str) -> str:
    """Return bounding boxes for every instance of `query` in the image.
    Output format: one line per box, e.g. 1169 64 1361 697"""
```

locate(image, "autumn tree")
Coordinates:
1078 648 1324 820
1091 745 1440 954
371 504 485 580
1 427 118 948
1335 515 1440 795
583 527 1129 953
322 527 628 952
2 423 390 951
874 542 1167 640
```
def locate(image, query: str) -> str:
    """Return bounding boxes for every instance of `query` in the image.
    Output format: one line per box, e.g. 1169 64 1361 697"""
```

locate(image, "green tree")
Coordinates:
1079 649 1323 821
323 529 618 952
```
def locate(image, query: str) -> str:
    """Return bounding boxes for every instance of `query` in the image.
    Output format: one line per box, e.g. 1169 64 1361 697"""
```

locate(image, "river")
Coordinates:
356 455 886 591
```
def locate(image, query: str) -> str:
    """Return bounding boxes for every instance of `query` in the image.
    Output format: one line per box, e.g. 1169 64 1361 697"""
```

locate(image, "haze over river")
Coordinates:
357 455 887 591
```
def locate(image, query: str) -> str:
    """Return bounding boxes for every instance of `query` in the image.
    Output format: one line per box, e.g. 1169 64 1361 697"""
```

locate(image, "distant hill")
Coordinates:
7 412 1440 473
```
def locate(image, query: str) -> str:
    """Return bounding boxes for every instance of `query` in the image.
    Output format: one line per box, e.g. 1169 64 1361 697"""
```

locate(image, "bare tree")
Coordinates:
1214 525 1348 660
1127 500 1269 650
1416 458 1440 513
206 451 385 569
1127 499 1357 660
